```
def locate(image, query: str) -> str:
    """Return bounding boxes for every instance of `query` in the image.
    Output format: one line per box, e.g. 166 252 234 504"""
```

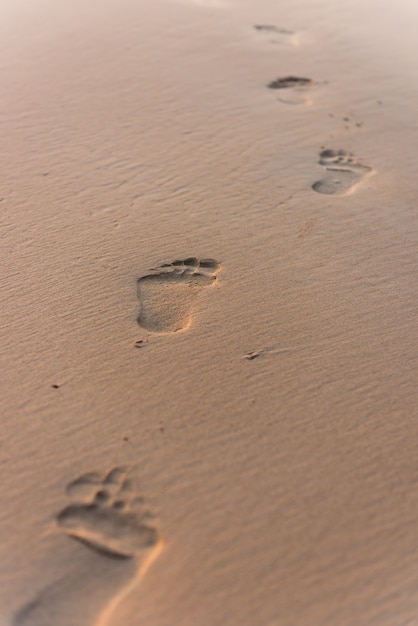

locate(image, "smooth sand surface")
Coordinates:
1 0 418 624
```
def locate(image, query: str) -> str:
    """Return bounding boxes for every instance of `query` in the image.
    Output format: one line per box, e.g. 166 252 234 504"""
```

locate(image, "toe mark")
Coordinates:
104 467 127 485
94 490 110 504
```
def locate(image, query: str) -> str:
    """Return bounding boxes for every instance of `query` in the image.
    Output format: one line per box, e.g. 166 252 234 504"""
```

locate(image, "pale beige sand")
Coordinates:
1 0 418 624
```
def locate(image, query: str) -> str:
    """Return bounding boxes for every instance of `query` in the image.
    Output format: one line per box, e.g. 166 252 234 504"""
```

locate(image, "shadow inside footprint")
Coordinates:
312 149 373 195
137 257 220 333
268 76 312 89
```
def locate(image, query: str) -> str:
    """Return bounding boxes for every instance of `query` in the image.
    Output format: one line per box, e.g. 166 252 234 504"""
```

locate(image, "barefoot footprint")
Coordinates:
267 76 314 105
312 149 373 195
137 257 220 333
14 468 163 626
253 24 299 47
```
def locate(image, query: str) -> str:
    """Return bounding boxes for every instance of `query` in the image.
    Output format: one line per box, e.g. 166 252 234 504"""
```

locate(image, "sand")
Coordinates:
0 0 418 624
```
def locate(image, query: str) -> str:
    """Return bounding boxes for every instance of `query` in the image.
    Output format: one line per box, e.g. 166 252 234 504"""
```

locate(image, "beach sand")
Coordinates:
1 0 418 624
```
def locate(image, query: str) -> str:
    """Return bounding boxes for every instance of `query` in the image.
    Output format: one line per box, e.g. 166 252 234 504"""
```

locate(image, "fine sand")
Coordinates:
1 0 418 624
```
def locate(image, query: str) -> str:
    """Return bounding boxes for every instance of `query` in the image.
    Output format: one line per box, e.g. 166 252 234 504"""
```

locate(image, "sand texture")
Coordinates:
1 0 418 624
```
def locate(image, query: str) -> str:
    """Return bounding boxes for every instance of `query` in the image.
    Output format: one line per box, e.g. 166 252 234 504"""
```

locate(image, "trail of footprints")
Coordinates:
253 22 373 190
252 24 314 105
14 11 375 626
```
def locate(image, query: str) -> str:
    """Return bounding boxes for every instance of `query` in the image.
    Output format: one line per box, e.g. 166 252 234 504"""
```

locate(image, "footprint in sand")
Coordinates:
312 149 373 195
137 257 220 333
14 468 162 626
267 76 314 105
253 24 299 46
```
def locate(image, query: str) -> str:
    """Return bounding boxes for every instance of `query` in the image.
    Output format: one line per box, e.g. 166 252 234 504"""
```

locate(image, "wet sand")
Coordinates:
1 0 418 624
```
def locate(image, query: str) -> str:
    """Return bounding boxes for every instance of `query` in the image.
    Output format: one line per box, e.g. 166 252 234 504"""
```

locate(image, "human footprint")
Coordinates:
137 257 220 333
253 24 299 46
312 149 373 195
13 468 163 626
268 75 314 105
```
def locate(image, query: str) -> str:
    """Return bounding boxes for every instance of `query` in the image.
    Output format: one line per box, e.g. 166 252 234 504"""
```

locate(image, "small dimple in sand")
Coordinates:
312 149 374 195
137 257 220 333
14 468 162 626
